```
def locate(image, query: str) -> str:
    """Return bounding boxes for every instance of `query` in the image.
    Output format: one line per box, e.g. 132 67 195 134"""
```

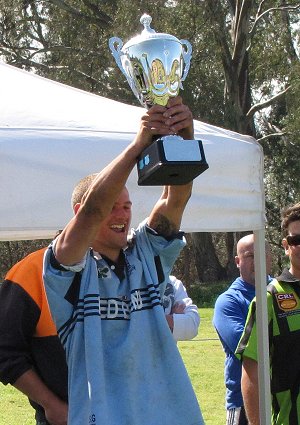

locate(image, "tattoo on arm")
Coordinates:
151 214 178 239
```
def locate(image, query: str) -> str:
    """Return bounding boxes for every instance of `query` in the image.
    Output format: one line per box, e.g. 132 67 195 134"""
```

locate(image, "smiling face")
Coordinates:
282 220 300 279
93 187 132 261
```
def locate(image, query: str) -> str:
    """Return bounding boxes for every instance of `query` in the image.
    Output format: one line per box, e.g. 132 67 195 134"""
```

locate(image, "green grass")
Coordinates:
0 383 34 424
0 308 226 424
179 308 226 425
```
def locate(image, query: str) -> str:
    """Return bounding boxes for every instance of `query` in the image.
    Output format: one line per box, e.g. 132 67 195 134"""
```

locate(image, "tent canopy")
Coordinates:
0 62 265 240
0 61 271 424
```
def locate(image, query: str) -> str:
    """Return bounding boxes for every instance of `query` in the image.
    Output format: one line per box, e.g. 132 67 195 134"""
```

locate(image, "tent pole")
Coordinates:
253 229 271 424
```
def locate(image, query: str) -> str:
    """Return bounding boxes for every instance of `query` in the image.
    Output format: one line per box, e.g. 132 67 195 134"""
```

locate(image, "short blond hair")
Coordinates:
71 173 98 209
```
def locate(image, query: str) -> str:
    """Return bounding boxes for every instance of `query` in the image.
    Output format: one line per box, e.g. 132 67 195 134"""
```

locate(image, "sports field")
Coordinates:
0 308 226 425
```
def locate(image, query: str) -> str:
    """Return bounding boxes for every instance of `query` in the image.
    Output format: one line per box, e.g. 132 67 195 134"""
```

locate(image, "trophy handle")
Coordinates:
180 39 192 82
109 37 140 100
109 37 128 79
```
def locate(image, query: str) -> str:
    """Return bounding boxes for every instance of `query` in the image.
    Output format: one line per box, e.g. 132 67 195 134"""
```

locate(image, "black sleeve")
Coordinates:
0 280 40 384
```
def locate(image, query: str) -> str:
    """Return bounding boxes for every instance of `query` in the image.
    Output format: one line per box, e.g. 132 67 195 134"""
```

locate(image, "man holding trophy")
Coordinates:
43 15 206 425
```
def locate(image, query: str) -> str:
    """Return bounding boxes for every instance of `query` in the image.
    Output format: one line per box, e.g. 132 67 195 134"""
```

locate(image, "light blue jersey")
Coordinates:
44 221 204 425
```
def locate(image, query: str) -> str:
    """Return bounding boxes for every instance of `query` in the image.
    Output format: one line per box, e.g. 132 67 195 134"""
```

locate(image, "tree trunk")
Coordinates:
190 232 227 282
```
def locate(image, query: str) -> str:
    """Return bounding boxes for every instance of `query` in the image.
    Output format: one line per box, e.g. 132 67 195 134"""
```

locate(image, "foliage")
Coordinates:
188 280 230 308
0 239 51 280
0 0 300 281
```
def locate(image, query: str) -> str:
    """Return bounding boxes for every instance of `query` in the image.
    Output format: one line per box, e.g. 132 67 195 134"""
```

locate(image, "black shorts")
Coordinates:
35 410 50 425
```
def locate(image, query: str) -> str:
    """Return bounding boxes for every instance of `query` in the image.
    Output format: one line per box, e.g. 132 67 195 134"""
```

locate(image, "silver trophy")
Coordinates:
109 14 208 186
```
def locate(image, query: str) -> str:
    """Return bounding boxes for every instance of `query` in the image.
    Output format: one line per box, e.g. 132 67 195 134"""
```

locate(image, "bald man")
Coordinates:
213 234 272 425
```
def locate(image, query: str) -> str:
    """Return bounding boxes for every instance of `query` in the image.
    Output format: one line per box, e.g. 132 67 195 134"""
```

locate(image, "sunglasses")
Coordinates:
286 234 300 246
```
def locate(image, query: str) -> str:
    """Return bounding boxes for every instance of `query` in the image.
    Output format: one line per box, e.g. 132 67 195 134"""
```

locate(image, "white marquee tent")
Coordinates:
0 62 265 239
0 61 270 422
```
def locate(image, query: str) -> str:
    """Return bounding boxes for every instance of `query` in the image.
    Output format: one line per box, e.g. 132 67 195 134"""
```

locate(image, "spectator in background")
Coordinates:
163 275 200 341
237 202 300 424
213 234 272 425
0 247 68 425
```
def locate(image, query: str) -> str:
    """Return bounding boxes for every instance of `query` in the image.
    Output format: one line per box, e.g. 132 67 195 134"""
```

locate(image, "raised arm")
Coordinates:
54 140 145 265
148 97 194 237
55 97 189 266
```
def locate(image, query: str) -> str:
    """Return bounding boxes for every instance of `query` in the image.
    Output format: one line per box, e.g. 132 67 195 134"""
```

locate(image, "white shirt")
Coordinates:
162 275 200 341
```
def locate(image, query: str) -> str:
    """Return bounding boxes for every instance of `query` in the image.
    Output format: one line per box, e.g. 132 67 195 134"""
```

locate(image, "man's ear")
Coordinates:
282 238 290 256
235 255 240 268
74 203 81 214
281 238 290 255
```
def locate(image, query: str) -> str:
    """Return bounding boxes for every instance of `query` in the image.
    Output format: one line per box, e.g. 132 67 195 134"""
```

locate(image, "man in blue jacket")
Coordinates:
213 234 272 425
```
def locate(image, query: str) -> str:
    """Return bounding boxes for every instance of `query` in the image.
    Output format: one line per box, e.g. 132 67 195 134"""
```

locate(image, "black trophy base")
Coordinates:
137 136 209 186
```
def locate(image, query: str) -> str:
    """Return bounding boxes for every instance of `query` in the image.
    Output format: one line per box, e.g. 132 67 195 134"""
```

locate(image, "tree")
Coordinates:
188 0 300 280
0 239 51 280
0 0 299 282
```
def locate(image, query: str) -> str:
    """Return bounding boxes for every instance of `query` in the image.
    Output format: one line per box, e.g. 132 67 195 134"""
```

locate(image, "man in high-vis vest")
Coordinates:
236 202 300 425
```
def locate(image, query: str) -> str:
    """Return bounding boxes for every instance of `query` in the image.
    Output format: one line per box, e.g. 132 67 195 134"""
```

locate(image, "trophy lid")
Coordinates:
123 14 180 49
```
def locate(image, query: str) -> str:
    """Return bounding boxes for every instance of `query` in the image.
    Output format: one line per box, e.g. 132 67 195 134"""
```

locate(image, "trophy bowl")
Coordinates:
109 14 208 185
